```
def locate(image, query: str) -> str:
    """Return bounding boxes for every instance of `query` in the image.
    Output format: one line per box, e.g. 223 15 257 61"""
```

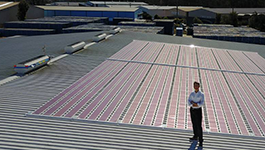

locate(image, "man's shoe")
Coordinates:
199 142 203 147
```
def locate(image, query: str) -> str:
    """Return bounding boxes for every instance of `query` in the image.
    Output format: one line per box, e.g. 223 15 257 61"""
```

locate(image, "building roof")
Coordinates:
193 24 265 37
0 2 18 11
140 5 176 10
90 1 148 5
37 5 139 12
209 8 265 15
0 31 265 149
47 2 84 6
107 5 140 8
140 6 215 13
0 31 102 80
178 6 204 12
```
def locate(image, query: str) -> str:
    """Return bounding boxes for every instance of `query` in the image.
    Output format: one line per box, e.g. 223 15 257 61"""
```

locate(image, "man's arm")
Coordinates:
197 93 205 107
188 93 193 106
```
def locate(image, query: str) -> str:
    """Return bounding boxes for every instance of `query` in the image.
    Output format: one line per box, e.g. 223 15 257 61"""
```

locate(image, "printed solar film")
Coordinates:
32 40 265 137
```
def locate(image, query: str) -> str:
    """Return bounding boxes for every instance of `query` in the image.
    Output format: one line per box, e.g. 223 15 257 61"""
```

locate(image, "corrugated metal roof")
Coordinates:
1 31 265 149
90 1 148 5
0 31 102 80
140 6 215 13
178 6 204 12
140 5 176 10
0 2 18 11
30 39 265 138
0 50 264 150
37 5 139 12
208 8 265 14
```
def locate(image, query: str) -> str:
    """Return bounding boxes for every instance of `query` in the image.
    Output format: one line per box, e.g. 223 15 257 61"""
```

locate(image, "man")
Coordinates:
188 81 204 148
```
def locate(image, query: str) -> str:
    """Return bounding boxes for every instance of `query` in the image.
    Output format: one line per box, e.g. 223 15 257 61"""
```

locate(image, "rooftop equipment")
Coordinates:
14 55 50 74
64 41 86 54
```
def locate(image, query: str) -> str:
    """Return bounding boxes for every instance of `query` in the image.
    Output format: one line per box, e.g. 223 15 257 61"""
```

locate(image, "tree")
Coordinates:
154 14 161 19
193 17 203 24
220 15 230 24
17 0 29 21
141 11 152 20
220 13 238 27
249 13 265 32
174 18 186 24
215 14 221 24
229 11 238 27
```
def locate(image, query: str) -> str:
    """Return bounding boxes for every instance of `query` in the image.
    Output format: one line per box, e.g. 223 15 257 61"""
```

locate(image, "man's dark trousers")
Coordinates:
190 107 203 143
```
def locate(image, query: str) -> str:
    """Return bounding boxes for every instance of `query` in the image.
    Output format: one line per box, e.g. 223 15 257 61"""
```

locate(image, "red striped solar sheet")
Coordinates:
33 40 265 137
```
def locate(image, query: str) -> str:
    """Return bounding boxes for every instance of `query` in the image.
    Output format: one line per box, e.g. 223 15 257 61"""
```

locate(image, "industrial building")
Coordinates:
138 5 216 22
0 2 19 25
0 2 44 25
139 5 185 18
0 29 265 149
88 1 148 7
193 24 265 45
209 8 265 15
180 6 216 22
37 5 142 20
47 1 148 8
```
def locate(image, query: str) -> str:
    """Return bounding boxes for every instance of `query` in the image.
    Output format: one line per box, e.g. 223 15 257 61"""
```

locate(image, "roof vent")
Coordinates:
14 55 50 75
92 33 107 42
64 41 86 54
109 27 121 35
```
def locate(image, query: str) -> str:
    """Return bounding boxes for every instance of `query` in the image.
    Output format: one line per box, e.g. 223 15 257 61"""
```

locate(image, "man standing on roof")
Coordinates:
188 81 204 148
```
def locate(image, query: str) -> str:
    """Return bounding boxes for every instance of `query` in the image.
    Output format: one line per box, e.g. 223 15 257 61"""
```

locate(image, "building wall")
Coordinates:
44 10 137 20
139 8 172 18
27 6 44 19
134 8 143 19
0 5 18 25
174 8 186 17
189 9 216 19
138 7 186 19
0 5 44 25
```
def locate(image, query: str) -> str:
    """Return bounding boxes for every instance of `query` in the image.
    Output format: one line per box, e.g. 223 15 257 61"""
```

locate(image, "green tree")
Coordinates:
141 11 152 20
229 11 238 27
174 18 186 24
154 14 161 19
193 17 203 24
220 15 230 24
17 0 29 21
249 13 265 32
215 14 221 24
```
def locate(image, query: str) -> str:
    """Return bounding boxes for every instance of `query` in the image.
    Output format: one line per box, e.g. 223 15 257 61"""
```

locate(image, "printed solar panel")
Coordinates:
32 40 265 137
243 52 265 73
228 50 264 74
212 48 242 72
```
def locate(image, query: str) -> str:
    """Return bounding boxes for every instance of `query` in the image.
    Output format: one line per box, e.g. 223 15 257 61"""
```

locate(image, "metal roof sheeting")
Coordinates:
31 40 265 137
0 31 102 80
208 8 265 15
1 31 265 149
90 1 148 5
0 2 18 11
37 5 139 12
1 52 264 150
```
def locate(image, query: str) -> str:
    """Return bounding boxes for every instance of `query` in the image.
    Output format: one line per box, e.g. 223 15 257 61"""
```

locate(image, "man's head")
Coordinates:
194 81 200 92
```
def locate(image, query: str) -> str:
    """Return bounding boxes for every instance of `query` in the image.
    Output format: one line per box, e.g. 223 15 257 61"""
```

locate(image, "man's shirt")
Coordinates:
188 91 205 109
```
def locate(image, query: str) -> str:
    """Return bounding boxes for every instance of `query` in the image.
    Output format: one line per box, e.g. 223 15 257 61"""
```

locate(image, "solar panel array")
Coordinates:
32 40 265 137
